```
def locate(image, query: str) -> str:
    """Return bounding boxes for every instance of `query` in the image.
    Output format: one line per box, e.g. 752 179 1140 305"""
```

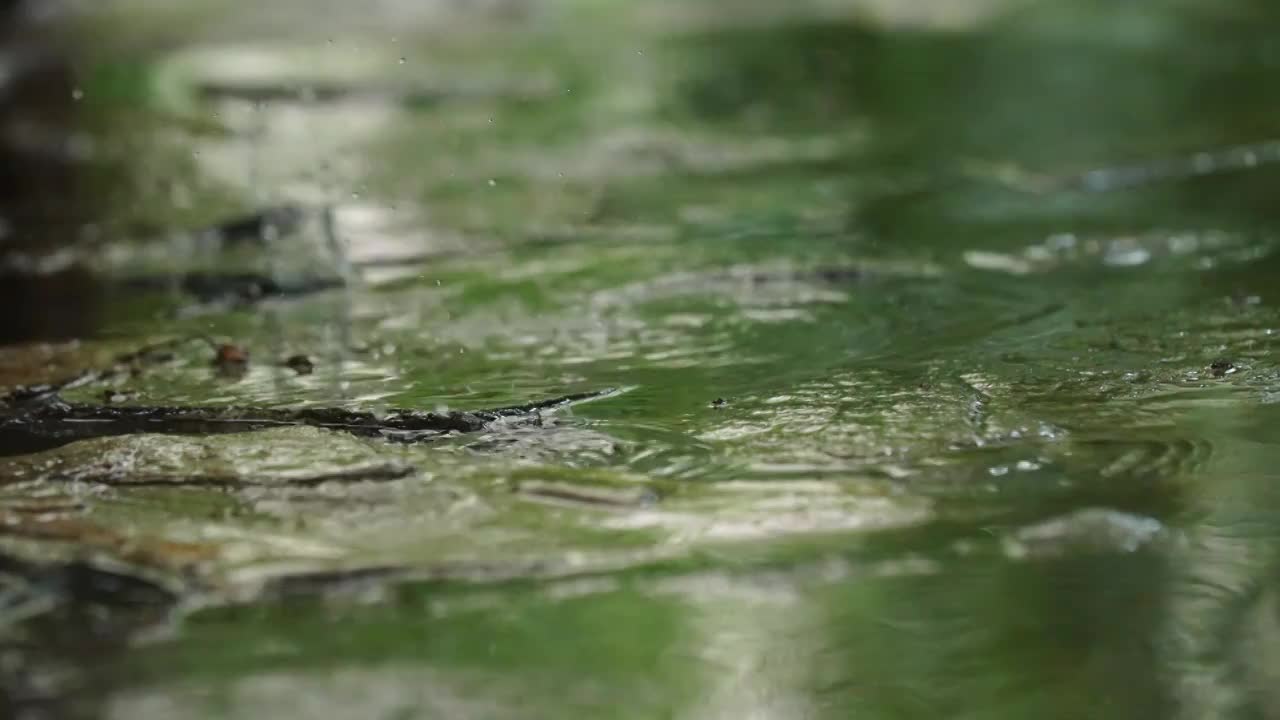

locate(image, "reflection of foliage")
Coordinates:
1163 468 1280 720
116 584 699 719
813 553 1168 720
662 22 886 130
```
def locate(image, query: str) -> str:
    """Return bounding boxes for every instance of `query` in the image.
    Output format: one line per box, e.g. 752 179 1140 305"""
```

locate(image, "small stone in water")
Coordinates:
1209 358 1237 377
283 354 314 375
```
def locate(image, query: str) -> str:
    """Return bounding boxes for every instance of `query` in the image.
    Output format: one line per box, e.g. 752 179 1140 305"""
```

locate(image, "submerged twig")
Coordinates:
0 388 618 456
515 480 660 510
967 138 1280 196
63 462 415 488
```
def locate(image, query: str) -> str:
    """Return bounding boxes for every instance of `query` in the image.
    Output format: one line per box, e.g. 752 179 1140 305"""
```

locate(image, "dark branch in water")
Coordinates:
65 462 415 488
182 272 345 304
115 270 346 305
0 388 617 456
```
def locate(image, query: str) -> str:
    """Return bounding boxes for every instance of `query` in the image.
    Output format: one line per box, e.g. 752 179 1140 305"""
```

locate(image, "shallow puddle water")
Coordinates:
4 1 1280 717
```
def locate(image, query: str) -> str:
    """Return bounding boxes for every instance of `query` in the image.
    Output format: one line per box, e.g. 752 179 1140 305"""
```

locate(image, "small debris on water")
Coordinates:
1209 358 1237 377
212 343 249 375
711 397 728 409
283 354 314 375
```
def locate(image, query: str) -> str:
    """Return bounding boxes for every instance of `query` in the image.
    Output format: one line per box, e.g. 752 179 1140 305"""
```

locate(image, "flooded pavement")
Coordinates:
5 0 1280 717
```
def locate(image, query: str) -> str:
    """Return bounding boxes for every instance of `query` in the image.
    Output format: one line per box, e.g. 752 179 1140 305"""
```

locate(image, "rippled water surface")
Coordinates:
5 1 1280 717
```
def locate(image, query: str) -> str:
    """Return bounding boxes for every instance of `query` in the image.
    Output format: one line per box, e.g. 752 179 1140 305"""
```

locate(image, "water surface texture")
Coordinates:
4 1 1280 717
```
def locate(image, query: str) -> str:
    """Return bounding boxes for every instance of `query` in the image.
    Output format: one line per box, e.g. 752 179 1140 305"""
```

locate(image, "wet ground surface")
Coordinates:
5 0 1280 717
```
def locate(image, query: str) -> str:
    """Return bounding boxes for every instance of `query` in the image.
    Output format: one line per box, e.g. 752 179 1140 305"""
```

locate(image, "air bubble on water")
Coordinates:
1167 234 1198 255
1102 243 1150 268
1045 233 1076 251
